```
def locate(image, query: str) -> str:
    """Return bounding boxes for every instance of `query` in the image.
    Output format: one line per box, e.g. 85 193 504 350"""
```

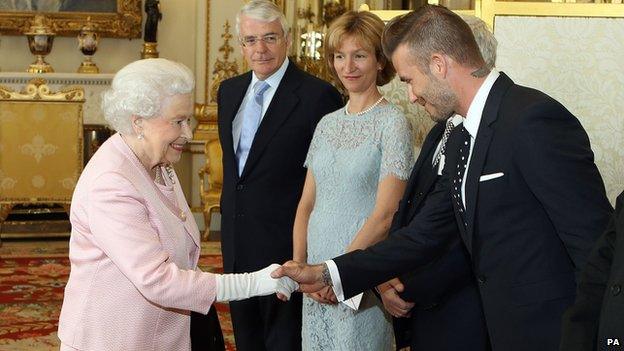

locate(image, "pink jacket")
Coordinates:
58 134 216 351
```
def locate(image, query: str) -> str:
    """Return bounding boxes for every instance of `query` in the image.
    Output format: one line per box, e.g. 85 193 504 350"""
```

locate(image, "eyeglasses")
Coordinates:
240 34 283 47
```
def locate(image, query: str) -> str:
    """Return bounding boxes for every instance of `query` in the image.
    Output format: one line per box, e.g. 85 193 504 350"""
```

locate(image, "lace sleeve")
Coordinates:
304 116 328 168
379 108 414 182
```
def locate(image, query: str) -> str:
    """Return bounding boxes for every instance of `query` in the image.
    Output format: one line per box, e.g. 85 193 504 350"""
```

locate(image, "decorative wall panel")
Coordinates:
496 16 624 204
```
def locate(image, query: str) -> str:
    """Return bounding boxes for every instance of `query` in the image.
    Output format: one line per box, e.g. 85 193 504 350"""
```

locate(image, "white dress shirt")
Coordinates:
327 69 501 302
232 58 290 152
459 70 500 207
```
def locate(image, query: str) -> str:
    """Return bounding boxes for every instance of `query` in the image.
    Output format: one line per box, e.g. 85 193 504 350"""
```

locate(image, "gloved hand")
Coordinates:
215 263 299 302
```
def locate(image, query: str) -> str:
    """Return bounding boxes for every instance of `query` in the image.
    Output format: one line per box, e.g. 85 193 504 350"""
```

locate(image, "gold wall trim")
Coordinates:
371 0 624 26
483 2 624 28
0 0 142 38
0 81 84 101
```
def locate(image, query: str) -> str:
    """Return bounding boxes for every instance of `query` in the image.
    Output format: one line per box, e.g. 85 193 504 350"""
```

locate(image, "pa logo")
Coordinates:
607 338 620 346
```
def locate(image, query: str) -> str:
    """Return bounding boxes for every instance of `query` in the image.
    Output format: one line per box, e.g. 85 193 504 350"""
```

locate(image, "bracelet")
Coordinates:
320 263 333 287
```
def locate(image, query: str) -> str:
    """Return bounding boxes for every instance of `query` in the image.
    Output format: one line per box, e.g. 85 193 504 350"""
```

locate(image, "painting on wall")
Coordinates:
0 0 117 13
0 0 140 38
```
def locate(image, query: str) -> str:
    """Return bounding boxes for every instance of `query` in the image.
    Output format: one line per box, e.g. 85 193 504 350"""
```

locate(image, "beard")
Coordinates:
422 76 458 123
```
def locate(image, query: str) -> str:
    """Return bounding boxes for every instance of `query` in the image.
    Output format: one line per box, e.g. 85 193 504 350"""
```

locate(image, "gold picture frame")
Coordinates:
0 0 142 38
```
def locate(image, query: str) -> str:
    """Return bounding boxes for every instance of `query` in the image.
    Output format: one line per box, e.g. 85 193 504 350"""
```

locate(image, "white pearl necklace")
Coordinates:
344 96 385 116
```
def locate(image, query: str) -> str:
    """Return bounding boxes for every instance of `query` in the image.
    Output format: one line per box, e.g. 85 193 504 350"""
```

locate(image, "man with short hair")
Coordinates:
378 15 496 351
274 6 613 350
217 1 342 350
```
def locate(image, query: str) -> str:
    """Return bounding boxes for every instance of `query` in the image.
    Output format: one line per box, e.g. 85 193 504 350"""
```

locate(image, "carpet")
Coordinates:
0 240 235 350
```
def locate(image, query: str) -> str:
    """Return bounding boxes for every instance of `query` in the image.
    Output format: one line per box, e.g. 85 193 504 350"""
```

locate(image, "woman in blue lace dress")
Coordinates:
292 11 414 350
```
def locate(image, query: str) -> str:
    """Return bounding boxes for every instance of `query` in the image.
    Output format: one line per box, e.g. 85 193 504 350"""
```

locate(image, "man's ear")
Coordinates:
429 53 448 79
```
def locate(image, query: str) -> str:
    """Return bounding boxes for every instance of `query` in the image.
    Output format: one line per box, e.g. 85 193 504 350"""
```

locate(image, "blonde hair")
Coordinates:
325 11 395 89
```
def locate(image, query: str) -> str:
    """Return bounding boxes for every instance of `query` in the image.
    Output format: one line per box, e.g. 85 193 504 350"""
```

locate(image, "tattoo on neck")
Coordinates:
471 66 490 78
321 263 333 287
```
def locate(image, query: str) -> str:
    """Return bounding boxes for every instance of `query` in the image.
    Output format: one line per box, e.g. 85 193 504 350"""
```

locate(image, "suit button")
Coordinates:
236 184 244 191
612 284 621 296
417 192 423 197
477 275 487 284
407 200 412 205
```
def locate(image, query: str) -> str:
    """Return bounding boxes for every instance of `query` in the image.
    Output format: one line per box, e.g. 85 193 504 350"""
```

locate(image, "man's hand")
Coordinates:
307 286 338 305
378 278 414 318
271 261 331 296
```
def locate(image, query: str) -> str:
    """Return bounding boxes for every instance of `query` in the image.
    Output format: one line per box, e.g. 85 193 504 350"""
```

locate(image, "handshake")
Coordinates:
214 261 332 303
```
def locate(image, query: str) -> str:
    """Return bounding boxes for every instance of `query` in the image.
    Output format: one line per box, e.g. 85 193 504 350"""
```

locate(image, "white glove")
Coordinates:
215 263 299 302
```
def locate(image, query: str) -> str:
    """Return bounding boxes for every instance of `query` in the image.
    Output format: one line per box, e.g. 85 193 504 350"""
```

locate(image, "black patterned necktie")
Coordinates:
452 126 471 227
433 118 456 167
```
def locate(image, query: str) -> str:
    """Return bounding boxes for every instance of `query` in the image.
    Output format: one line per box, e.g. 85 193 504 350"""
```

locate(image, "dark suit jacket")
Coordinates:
561 190 624 351
217 62 342 273
333 72 613 351
389 122 488 350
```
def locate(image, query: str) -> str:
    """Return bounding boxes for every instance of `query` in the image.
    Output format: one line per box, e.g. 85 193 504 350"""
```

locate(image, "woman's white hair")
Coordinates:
461 15 498 70
102 58 194 134
236 0 290 37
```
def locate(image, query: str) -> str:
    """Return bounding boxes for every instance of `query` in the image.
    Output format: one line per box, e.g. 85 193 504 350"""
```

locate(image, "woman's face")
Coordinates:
333 35 380 95
135 93 193 168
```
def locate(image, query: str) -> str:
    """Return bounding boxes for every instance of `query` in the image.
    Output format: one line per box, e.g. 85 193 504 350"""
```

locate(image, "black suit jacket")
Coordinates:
217 62 342 273
561 190 624 351
392 122 474 305
390 122 488 350
333 73 613 351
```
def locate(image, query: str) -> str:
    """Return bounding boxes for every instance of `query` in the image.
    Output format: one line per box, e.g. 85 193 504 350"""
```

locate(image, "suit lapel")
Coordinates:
464 73 513 249
240 63 302 178
221 72 251 180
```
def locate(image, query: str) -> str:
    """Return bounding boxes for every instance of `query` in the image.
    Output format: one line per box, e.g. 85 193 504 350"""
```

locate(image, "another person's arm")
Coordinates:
345 176 406 252
273 168 457 300
560 192 622 351
293 170 316 263
346 109 412 252
89 173 296 313
292 171 336 304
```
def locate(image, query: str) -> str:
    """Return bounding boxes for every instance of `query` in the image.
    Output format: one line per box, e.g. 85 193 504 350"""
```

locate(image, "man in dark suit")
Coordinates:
378 15 494 351
217 1 342 350
379 118 489 351
274 5 613 351
560 189 624 351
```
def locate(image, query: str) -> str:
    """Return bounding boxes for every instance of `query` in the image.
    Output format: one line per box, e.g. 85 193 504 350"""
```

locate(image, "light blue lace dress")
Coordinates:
302 103 414 350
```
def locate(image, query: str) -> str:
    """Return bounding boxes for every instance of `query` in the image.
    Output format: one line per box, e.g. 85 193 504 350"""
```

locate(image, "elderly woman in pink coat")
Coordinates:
57 58 297 351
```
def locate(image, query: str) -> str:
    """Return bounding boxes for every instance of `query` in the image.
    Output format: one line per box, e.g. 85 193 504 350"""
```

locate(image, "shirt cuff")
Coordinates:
324 259 345 302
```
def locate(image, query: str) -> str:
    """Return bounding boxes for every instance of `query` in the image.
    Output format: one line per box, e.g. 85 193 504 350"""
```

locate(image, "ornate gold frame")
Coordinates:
0 0 142 38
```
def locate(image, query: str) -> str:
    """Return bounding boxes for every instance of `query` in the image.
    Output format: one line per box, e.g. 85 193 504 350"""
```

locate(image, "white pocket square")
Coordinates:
479 172 504 182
